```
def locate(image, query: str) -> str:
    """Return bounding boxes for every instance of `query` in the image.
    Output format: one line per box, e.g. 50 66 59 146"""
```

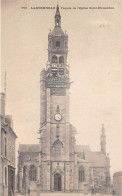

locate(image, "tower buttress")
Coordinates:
100 124 106 154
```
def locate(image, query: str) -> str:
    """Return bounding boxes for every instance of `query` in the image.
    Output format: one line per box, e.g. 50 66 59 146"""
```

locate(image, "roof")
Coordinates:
85 151 107 167
113 171 122 177
51 27 64 36
1 115 17 138
19 144 40 152
76 145 90 152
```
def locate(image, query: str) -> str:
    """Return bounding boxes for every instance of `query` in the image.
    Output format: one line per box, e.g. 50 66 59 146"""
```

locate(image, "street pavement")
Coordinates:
15 193 114 196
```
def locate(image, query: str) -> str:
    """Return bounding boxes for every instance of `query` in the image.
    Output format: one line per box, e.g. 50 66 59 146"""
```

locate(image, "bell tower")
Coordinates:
47 5 69 80
39 5 74 191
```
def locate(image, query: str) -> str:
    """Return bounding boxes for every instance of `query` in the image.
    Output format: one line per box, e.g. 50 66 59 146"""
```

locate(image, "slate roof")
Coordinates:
19 144 40 152
85 151 107 167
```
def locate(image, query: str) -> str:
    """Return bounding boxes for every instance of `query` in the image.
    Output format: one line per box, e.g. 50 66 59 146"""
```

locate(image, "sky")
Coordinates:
1 0 122 178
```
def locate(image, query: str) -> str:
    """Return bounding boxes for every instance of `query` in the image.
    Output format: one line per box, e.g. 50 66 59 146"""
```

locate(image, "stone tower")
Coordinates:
39 5 76 191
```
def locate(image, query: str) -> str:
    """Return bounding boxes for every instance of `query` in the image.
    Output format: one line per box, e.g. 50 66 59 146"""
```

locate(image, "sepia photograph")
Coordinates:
1 0 122 196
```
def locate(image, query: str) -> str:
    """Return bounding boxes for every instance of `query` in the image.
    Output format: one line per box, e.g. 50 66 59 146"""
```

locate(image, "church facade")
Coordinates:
17 5 111 194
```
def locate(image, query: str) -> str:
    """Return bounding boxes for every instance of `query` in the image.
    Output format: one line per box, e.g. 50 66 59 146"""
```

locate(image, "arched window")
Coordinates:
79 166 85 182
29 165 36 181
59 56 64 64
52 55 58 63
5 167 7 186
56 41 60 47
53 139 63 156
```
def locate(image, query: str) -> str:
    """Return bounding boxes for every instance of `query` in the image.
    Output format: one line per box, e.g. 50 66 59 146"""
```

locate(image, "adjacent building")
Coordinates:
113 172 122 196
17 5 111 194
1 93 17 196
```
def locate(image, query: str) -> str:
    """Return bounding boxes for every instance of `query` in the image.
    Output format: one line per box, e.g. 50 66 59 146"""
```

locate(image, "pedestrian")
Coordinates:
94 186 96 195
11 188 14 196
112 190 115 195
27 188 30 196
91 186 94 195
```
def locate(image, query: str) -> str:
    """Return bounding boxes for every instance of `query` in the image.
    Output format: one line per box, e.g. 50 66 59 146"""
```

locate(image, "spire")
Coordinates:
55 4 61 27
100 124 106 154
4 71 6 95
101 123 105 135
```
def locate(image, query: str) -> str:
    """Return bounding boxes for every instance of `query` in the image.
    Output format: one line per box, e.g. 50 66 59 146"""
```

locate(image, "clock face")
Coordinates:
55 113 62 121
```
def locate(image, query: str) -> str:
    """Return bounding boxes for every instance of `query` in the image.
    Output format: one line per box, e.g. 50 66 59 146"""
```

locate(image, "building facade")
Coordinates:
113 172 122 196
17 5 111 194
1 93 17 196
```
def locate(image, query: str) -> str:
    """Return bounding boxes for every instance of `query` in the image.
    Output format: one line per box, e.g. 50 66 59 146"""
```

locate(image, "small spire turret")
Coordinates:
100 124 106 154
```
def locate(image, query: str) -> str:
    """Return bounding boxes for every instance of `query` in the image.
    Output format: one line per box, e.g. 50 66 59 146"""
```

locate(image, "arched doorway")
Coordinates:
54 173 62 191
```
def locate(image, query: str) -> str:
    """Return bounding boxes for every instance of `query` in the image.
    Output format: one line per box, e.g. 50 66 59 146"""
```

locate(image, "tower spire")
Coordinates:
100 124 106 154
55 4 61 27
4 71 6 95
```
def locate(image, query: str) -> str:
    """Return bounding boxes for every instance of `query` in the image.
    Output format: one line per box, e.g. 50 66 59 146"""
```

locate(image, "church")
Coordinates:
17 5 111 194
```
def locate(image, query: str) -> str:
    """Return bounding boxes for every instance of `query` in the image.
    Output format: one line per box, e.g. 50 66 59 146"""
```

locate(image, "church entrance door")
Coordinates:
54 173 62 191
